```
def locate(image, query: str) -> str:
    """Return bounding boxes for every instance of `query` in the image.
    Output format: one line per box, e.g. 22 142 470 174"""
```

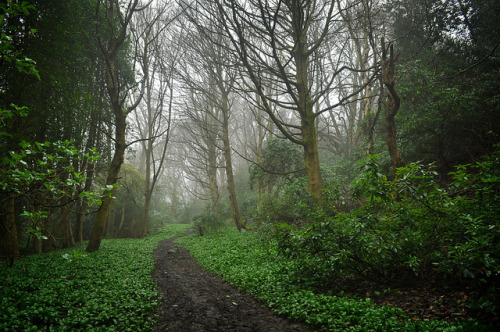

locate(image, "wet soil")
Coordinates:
152 234 309 332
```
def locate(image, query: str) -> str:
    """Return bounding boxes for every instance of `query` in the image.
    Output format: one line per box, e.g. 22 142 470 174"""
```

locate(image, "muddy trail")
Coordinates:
152 232 309 332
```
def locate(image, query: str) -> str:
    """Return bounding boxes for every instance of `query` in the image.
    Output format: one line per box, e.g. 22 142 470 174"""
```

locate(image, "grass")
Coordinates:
176 226 490 331
0 224 191 331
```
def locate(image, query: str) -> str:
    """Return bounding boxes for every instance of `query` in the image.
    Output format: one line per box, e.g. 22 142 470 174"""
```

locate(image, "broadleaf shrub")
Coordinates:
254 176 313 229
271 150 500 291
193 207 225 235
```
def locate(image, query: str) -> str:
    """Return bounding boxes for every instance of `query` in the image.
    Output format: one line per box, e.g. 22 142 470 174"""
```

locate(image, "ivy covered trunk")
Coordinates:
302 118 324 205
381 38 405 173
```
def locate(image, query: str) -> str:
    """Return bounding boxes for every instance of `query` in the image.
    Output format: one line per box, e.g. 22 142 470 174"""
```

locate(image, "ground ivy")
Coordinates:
0 224 191 331
177 227 488 331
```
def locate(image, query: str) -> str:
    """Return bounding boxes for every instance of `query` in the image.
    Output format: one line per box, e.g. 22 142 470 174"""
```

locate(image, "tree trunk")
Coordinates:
86 115 125 251
294 28 324 204
56 202 75 248
138 193 151 238
33 237 42 254
364 78 382 156
137 48 153 239
221 94 245 232
137 150 151 238
116 206 126 237
65 216 75 248
74 200 84 242
207 143 220 216
75 89 101 242
206 104 220 216
0 194 19 258
106 198 117 238
86 0 141 251
255 100 265 201
302 118 324 205
381 38 405 173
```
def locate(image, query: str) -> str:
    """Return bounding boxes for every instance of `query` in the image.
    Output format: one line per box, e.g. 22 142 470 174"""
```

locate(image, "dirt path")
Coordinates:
152 234 309 332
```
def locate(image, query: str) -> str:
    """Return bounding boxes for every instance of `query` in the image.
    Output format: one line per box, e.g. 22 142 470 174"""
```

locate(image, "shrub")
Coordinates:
434 149 500 282
258 176 313 224
271 150 500 292
193 207 225 235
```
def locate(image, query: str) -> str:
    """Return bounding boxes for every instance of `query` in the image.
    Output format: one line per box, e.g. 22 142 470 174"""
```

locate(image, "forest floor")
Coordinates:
319 275 497 327
152 230 497 331
152 231 309 332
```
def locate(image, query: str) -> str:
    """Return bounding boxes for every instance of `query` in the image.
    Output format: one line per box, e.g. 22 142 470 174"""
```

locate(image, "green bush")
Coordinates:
271 150 500 291
193 207 225 235
249 138 305 191
253 176 313 228
435 150 500 282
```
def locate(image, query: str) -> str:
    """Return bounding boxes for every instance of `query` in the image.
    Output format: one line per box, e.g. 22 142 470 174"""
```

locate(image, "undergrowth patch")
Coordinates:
0 224 191 331
177 227 490 331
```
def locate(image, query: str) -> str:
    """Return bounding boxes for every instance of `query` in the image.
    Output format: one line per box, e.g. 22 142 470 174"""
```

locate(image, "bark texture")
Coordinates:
292 3 325 204
0 194 19 258
381 38 405 173
221 93 245 232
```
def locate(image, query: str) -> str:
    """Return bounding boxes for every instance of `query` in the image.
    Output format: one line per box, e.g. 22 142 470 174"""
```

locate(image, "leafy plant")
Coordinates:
177 227 486 331
249 138 305 192
0 140 101 241
269 150 500 299
0 224 192 331
0 1 39 81
193 207 225 235
435 149 500 282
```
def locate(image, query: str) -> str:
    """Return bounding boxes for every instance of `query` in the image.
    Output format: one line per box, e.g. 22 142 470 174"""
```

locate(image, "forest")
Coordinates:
0 0 499 330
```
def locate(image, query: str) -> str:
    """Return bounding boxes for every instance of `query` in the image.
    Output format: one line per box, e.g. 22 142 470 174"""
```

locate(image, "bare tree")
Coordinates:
87 0 145 252
179 92 222 217
317 0 384 157
130 2 179 238
214 0 376 205
176 8 245 230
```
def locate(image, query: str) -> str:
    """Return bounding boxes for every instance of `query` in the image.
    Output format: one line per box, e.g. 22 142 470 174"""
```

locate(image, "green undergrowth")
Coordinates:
176 227 489 331
0 223 191 331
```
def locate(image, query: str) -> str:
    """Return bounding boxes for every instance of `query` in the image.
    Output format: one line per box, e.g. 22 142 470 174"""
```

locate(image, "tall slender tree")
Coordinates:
177 6 245 230
130 2 179 238
87 0 145 252
381 38 405 172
